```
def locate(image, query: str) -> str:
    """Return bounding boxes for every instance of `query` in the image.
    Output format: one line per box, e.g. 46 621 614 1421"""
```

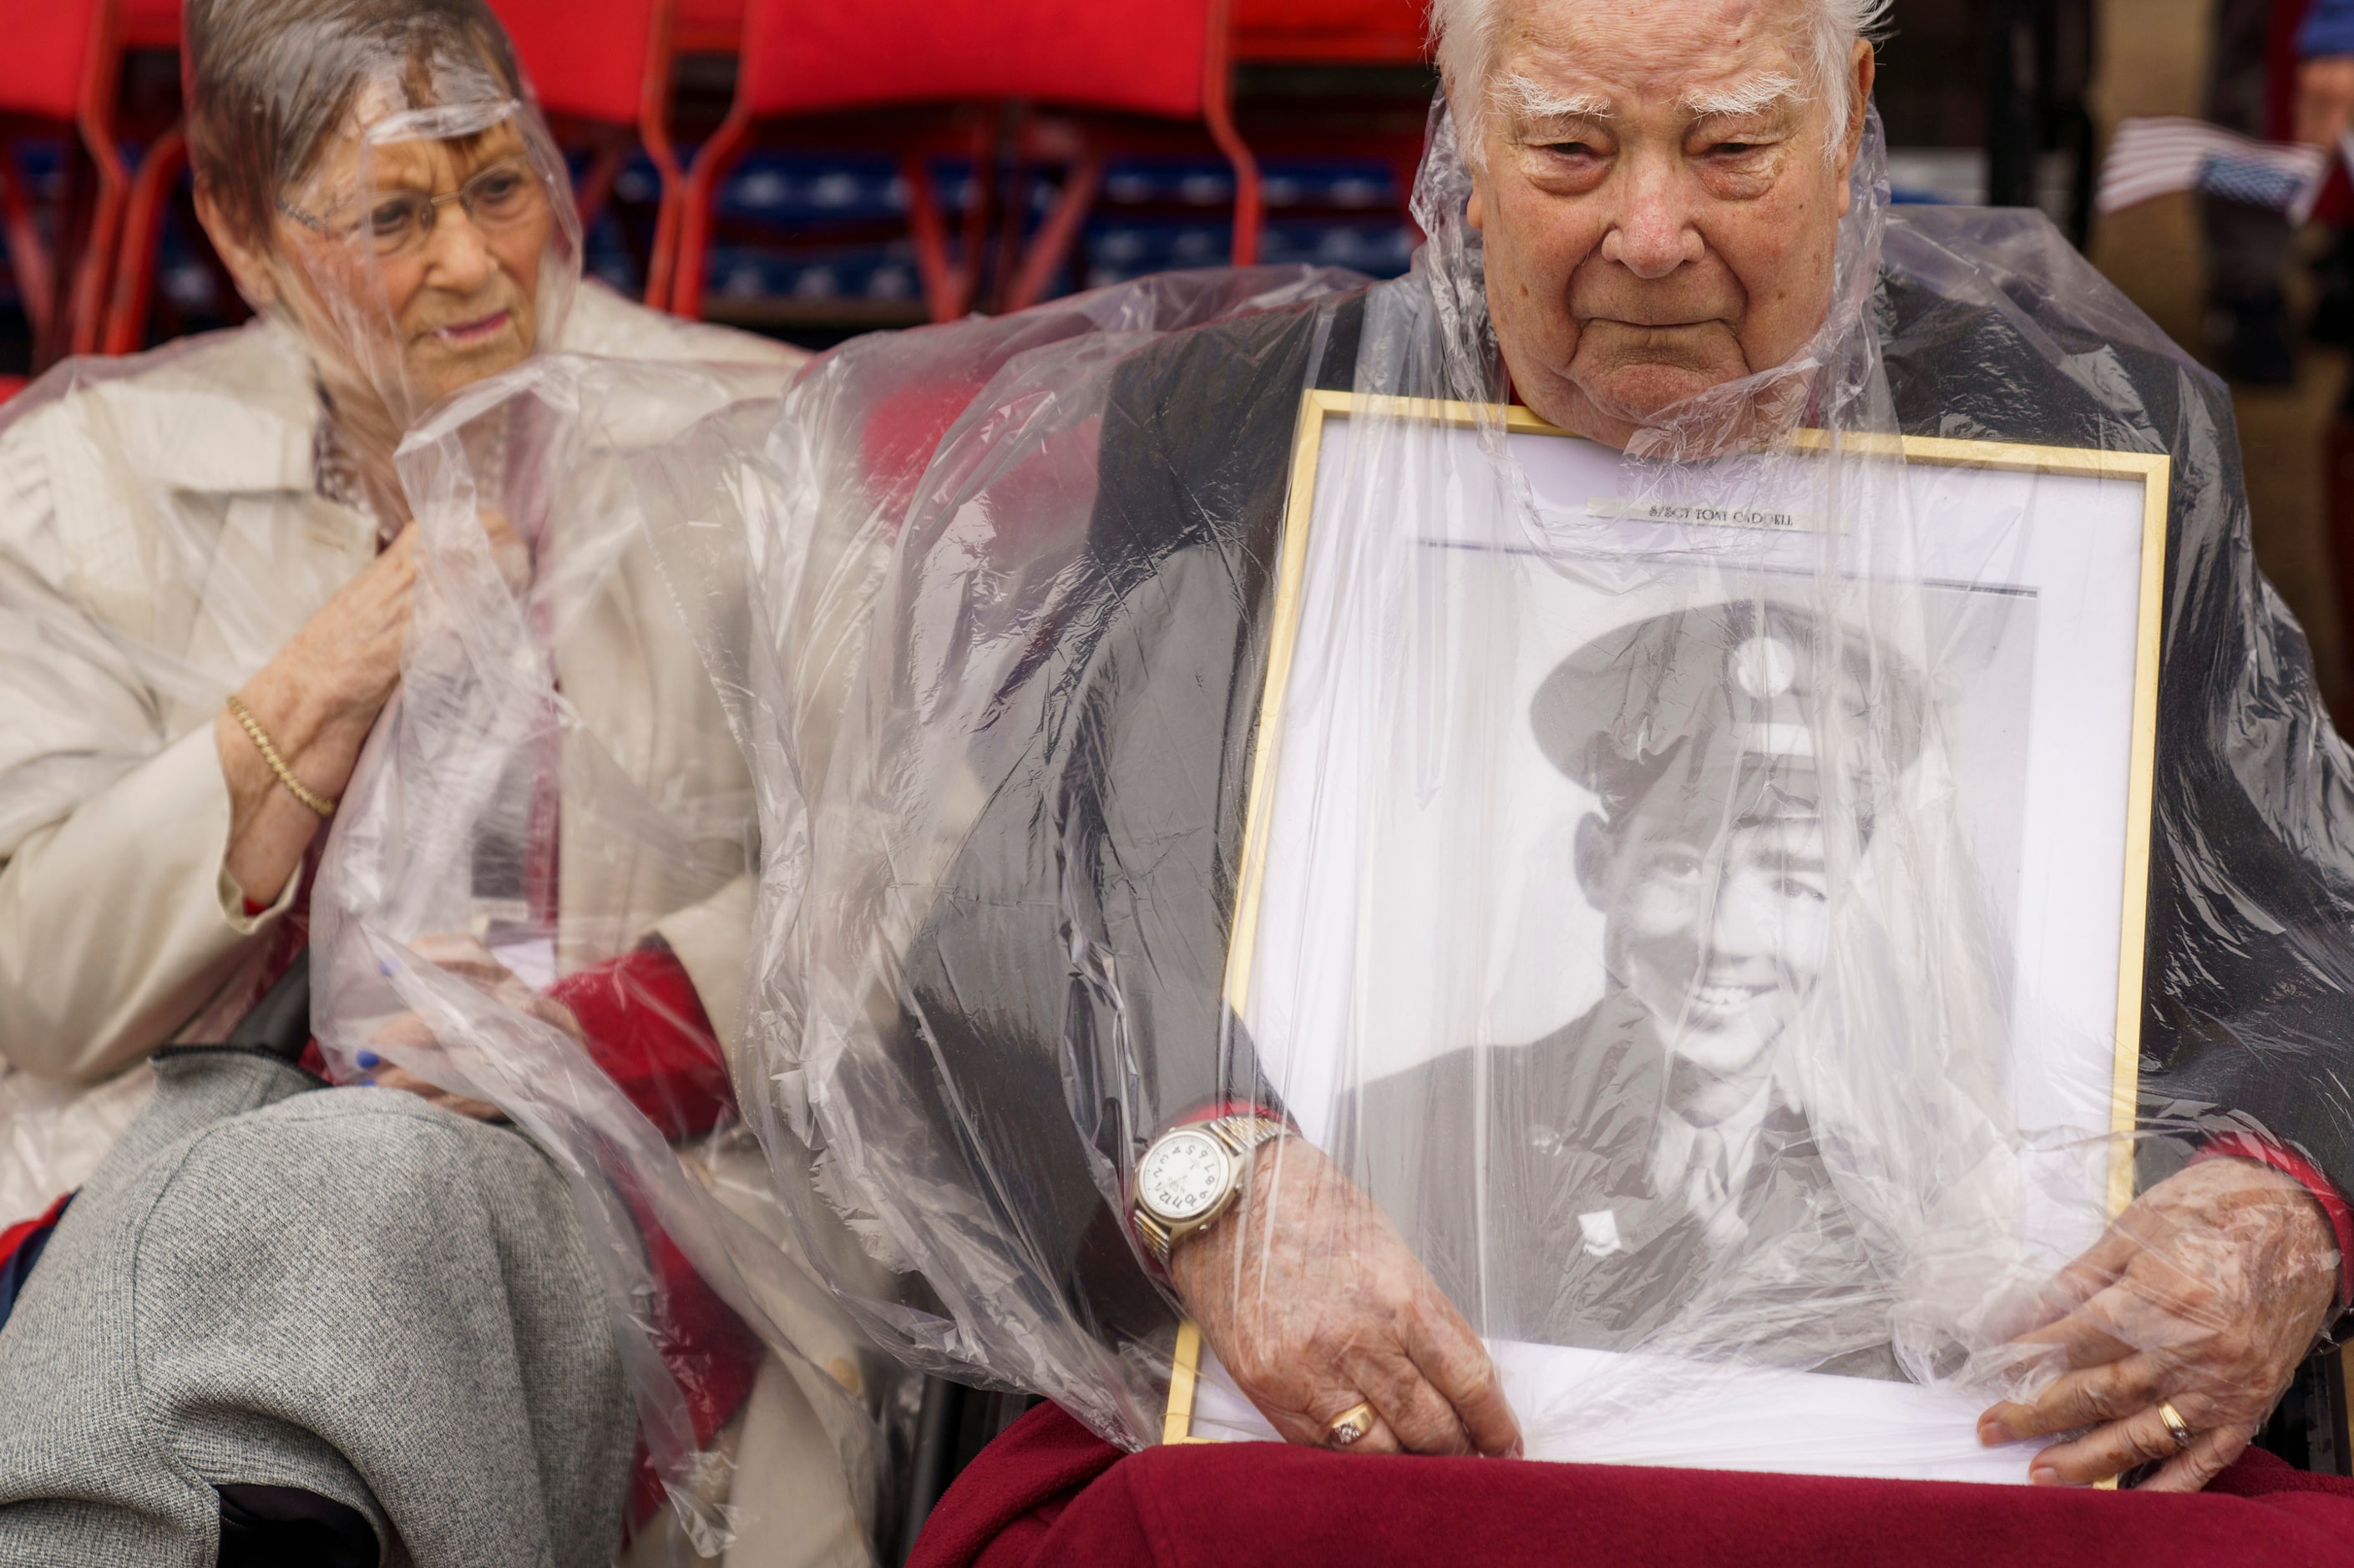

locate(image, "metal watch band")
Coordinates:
1134 1113 1288 1267
1202 1113 1288 1161
1137 1207 1176 1267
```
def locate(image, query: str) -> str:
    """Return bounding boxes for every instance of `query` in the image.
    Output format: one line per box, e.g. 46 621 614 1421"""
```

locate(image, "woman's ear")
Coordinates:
193 179 280 308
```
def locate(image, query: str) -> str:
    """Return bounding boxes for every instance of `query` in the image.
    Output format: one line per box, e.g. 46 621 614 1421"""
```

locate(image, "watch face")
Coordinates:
1139 1129 1232 1223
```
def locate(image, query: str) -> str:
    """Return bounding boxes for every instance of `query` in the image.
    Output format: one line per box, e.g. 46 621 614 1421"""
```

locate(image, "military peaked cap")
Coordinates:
1528 598 1926 826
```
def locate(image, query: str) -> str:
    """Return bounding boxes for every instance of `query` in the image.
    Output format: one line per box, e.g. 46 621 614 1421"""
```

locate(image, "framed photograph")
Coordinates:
1161 392 2169 1483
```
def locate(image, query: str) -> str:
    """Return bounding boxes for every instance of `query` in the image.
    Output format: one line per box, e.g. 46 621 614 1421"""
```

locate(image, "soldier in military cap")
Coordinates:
1340 598 1925 1358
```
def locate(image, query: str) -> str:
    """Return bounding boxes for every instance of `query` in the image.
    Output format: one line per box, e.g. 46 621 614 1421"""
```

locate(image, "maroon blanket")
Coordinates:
911 1402 2354 1568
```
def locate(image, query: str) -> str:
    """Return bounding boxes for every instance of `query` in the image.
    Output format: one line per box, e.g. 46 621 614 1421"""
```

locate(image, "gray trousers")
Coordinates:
0 1048 635 1567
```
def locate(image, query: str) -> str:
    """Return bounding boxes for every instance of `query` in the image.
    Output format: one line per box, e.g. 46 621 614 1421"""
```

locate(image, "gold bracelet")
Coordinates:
224 693 337 817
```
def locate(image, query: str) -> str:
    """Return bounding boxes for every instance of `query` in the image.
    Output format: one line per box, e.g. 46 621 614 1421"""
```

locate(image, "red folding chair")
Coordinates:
101 119 185 356
1234 0 1429 63
1 0 129 370
671 0 741 53
492 0 686 303
97 0 189 357
1230 0 1431 237
670 0 1260 321
115 0 179 49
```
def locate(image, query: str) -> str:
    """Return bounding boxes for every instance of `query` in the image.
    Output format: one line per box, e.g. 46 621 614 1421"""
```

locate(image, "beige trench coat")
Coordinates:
0 281 789 1095
0 286 880 1566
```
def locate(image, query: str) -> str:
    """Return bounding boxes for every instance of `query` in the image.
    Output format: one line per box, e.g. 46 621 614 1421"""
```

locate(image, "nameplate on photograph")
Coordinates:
1584 496 1839 533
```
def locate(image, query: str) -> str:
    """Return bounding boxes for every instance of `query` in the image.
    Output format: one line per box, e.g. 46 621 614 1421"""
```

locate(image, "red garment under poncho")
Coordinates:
911 1402 2354 1568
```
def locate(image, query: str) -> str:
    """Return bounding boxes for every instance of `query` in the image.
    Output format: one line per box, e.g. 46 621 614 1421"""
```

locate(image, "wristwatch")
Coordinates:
1131 1113 1288 1267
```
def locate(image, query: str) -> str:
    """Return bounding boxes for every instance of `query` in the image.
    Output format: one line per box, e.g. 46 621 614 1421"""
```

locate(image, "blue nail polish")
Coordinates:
357 1050 380 1070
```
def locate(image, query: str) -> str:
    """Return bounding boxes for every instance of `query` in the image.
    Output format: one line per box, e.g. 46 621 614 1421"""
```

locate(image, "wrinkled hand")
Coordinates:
240 506 522 749
1169 1137 1521 1458
364 933 585 1124
2297 56 2354 149
1977 1158 2340 1490
264 518 423 732
219 509 523 906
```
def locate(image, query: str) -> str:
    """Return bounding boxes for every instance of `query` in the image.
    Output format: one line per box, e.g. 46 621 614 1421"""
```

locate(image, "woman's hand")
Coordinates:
1170 1137 1522 1458
362 932 587 1122
1977 1157 2340 1490
215 510 523 906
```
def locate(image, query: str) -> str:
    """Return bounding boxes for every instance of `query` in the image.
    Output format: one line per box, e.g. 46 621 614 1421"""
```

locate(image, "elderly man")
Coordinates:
0 0 883 1561
786 0 2354 1544
1202 0 2341 1476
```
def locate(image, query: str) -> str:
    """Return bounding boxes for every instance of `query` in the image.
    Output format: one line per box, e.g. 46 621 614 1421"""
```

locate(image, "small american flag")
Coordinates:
2096 116 2334 222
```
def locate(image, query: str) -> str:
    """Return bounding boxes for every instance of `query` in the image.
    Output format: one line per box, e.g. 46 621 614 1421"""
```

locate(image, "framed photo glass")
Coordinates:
1163 393 2169 1484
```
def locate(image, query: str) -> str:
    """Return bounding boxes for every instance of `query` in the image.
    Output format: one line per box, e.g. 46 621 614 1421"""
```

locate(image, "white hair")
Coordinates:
1430 0 1891 165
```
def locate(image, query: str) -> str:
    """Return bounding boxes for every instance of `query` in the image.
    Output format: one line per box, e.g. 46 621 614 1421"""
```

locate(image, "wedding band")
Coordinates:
1325 1400 1377 1449
2156 1399 2195 1450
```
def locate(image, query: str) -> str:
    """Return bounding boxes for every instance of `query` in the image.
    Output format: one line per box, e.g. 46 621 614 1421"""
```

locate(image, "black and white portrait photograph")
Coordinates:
1339 581 2038 1371
1190 402 2166 1480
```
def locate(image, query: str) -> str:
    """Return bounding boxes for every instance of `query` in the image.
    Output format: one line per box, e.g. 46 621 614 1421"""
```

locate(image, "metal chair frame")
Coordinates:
3 0 129 369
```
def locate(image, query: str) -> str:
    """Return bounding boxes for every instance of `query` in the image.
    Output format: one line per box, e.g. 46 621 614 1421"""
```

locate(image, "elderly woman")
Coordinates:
0 0 778 1100
672 0 2354 1558
0 0 882 1562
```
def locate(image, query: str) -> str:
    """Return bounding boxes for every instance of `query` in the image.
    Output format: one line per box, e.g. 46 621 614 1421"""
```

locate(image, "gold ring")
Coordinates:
1324 1400 1378 1449
2156 1399 2195 1450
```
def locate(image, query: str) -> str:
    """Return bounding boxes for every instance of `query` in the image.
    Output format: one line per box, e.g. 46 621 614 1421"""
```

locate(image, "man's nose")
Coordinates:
1598 170 1706 280
1700 878 1775 964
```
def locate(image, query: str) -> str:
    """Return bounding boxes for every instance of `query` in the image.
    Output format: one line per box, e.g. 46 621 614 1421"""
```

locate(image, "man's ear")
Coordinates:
1440 69 1488 230
1572 812 1616 911
1833 38 1876 216
193 179 279 308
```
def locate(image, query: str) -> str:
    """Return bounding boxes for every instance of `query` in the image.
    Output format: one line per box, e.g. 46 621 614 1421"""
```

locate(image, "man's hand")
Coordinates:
363 933 587 1124
1976 1158 2340 1490
2298 56 2354 149
1169 1137 1521 1458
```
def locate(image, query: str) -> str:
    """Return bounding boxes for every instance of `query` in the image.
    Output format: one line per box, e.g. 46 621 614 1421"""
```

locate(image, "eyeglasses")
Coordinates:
278 158 546 259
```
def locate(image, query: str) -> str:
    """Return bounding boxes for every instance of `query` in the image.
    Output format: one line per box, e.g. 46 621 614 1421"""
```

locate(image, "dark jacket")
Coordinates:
1340 993 1859 1356
889 206 2354 1353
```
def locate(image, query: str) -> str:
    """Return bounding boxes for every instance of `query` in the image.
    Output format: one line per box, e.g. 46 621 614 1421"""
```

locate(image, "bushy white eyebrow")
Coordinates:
1494 72 1613 124
1683 73 1807 120
1493 69 1810 134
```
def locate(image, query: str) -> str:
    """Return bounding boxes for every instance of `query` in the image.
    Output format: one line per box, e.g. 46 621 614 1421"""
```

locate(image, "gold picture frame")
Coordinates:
1163 390 2172 1450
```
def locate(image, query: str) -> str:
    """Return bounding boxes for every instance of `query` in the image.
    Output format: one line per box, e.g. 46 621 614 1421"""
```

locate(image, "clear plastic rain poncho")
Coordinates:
0 0 590 1090
306 341 909 1557
332 96 2353 1500
0 1 897 1559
